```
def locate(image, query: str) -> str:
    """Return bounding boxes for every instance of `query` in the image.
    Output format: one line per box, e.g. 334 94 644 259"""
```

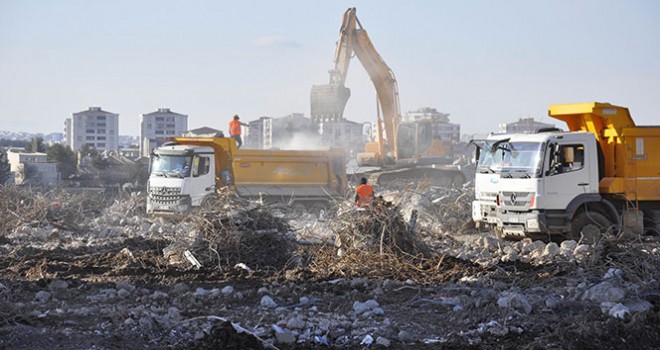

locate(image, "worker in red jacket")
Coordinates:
229 115 248 148
355 177 375 207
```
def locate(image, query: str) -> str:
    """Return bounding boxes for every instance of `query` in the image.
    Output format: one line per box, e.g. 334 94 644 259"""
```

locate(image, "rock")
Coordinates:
117 289 131 299
48 279 69 291
353 300 379 315
544 295 563 309
625 299 653 314
501 246 519 262
299 296 310 305
560 240 577 252
521 240 545 255
35 291 51 303
376 336 391 347
574 244 591 255
605 303 630 319
168 307 181 321
286 317 306 329
542 242 560 258
582 281 625 303
261 295 277 308
497 292 532 314
360 334 374 346
603 268 623 279
172 283 189 295
139 316 153 330
257 287 269 294
116 281 135 292
397 330 415 343
372 307 385 315
480 236 499 251
194 288 208 296
276 331 296 344
221 286 234 295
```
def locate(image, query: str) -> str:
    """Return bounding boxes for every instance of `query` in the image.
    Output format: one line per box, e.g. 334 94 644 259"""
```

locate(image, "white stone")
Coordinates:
574 244 591 255
221 286 234 295
376 336 391 347
497 292 532 314
35 291 51 303
542 242 560 258
286 317 306 329
582 281 625 303
261 295 277 308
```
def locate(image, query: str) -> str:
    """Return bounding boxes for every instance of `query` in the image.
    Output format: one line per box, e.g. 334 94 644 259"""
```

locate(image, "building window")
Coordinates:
86 129 95 133
147 124 152 129
97 129 106 134
86 136 95 140
97 136 106 140
155 117 165 121
166 124 175 128
166 117 174 122
155 130 165 135
166 130 175 135
97 116 106 120
97 123 106 127
97 143 106 148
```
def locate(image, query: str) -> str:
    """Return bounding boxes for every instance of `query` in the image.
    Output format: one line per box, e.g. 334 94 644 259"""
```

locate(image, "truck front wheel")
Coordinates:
568 211 613 244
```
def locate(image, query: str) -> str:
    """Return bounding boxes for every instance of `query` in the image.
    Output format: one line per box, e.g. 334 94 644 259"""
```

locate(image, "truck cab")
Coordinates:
495 131 601 239
147 144 218 213
472 134 508 227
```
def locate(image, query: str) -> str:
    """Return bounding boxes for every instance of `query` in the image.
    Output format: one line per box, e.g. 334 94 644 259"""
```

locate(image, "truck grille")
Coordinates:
149 187 181 204
501 191 533 210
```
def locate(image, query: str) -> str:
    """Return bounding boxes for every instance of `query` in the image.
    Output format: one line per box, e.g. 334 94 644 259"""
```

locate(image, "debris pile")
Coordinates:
0 185 659 349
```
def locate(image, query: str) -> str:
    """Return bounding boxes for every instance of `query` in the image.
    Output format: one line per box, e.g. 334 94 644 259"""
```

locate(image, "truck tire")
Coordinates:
569 211 613 244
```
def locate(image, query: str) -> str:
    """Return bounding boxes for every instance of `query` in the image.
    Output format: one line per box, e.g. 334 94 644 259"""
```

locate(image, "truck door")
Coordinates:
542 141 594 209
189 154 215 206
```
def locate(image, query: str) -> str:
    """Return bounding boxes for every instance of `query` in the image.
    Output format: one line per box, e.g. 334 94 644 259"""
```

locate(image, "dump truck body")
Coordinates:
494 103 660 241
147 137 347 214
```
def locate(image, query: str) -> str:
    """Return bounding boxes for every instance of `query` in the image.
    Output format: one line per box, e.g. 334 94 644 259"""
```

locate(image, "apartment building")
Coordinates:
7 150 59 186
65 107 119 152
499 117 555 134
403 107 460 143
139 108 188 157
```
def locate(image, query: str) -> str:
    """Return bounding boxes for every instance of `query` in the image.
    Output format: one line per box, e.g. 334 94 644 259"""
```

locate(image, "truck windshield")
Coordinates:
500 142 544 178
477 141 505 174
151 154 192 178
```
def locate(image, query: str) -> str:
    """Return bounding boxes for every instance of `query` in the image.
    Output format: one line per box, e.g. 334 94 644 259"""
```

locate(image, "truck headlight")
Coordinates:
527 218 539 230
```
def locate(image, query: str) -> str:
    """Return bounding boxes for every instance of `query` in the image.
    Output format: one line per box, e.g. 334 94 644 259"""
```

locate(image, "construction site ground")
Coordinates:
0 185 659 349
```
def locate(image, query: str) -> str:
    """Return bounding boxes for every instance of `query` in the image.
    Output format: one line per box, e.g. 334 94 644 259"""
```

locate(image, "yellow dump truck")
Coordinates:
146 137 347 214
494 102 660 241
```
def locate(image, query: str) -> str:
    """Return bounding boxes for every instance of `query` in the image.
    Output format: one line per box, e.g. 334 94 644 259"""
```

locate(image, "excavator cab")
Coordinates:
396 121 451 163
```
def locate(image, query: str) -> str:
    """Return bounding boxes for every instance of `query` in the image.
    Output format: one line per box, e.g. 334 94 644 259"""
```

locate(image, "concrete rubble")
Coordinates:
0 185 658 349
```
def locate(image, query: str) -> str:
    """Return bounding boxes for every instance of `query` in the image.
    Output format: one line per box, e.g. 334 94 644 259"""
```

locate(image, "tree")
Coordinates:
79 144 108 169
46 144 77 178
24 137 46 153
0 148 11 185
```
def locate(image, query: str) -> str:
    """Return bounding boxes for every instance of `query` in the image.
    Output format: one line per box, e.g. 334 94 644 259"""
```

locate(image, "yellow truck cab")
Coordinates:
495 103 660 241
146 137 346 214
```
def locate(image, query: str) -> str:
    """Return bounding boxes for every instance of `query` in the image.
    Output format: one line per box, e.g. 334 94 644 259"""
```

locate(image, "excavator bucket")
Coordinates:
310 84 351 123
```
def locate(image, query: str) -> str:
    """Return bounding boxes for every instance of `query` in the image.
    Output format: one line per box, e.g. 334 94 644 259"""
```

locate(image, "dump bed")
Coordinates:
232 148 347 198
170 137 347 199
549 102 660 201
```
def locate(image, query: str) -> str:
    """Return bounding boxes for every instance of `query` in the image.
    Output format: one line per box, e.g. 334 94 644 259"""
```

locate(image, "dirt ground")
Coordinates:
0 186 659 349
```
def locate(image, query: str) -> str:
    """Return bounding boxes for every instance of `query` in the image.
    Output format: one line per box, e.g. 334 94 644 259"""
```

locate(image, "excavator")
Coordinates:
311 7 466 188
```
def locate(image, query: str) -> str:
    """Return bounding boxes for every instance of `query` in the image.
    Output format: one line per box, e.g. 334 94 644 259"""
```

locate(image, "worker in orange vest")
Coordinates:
355 177 375 207
228 115 248 148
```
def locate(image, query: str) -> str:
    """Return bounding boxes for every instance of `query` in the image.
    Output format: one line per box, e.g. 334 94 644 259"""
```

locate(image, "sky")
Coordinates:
1 0 659 136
